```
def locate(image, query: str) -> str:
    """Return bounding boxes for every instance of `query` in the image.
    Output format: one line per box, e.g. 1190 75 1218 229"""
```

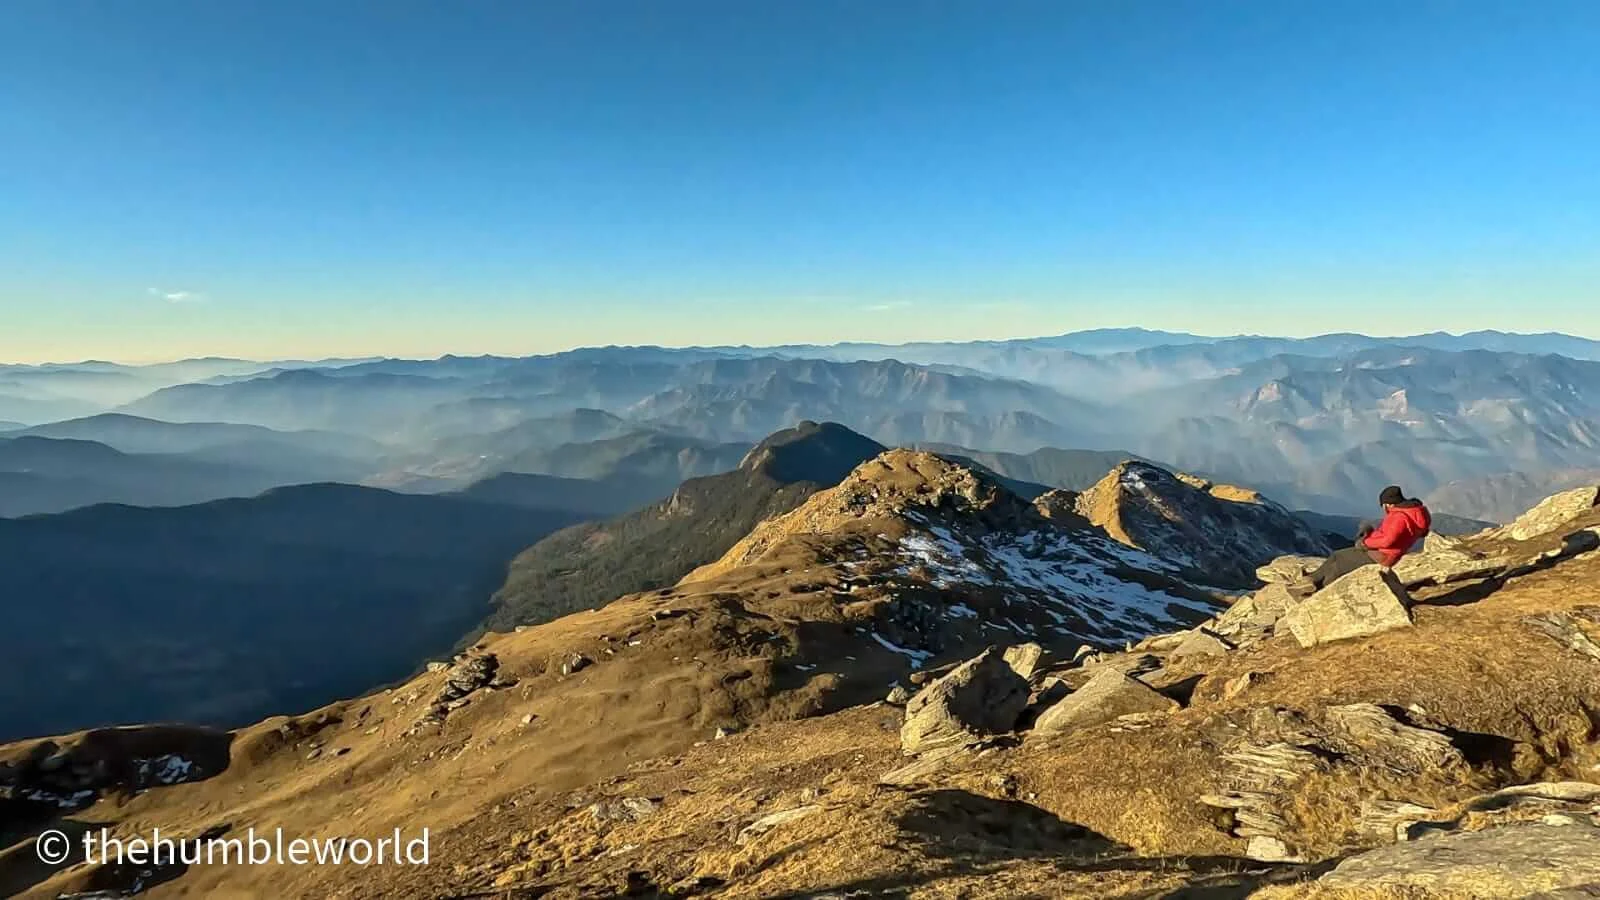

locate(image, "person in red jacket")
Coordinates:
1303 486 1433 590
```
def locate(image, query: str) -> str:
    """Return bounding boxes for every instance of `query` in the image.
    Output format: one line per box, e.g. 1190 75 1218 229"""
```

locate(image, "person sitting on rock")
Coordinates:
1301 486 1433 592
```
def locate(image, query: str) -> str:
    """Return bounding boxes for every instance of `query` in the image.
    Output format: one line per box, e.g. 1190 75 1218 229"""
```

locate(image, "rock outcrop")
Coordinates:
1074 461 1330 587
1275 567 1412 648
1254 554 1321 584
900 649 1030 753
1318 822 1600 894
1032 668 1178 734
1496 484 1600 541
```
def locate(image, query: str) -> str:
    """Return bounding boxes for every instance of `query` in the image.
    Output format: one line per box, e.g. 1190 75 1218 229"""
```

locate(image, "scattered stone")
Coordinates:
900 649 1030 754
1318 822 1600 893
884 685 912 706
1276 567 1413 648
879 744 970 787
1063 652 1162 689
1357 798 1439 842
737 805 822 844
1524 610 1600 662
1255 555 1321 584
1032 668 1178 735
1245 835 1303 863
714 727 736 740
589 797 659 824
306 748 321 760
1133 631 1188 653
1002 643 1045 681
1222 672 1259 701
520 714 535 726
1321 704 1464 775
560 654 591 677
1169 627 1233 660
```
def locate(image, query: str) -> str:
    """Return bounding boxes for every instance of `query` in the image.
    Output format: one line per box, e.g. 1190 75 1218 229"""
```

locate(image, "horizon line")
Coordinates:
5 325 1598 369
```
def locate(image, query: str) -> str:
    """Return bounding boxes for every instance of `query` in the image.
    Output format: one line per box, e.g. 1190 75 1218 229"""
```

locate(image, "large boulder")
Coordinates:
1168 627 1233 660
1032 668 1178 734
1318 822 1600 894
1501 485 1600 541
1392 547 1514 589
1002 643 1046 681
900 649 1030 754
1254 554 1321 584
1275 567 1413 649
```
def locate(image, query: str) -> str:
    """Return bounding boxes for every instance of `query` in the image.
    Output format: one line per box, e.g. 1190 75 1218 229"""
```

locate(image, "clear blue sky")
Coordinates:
3 1 1598 363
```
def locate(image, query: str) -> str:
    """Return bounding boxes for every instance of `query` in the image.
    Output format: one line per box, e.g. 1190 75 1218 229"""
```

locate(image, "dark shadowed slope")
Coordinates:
483 421 886 635
455 471 668 519
0 485 582 741
0 436 324 518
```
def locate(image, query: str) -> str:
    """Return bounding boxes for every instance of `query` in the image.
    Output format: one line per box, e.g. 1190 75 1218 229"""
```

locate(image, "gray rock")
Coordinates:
1319 822 1600 893
1276 567 1413 648
1002 643 1046 681
737 805 822 844
1168 627 1233 660
1032 668 1178 734
1132 631 1188 653
1322 704 1464 775
1254 555 1322 584
1393 548 1514 589
900 649 1030 754
1422 531 1464 553
1246 835 1303 863
1524 609 1600 662
589 796 659 824
885 684 913 706
560 654 591 676
1500 486 1600 541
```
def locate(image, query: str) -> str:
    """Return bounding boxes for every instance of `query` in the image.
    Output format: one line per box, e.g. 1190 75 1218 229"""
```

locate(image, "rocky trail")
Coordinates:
3 461 1598 899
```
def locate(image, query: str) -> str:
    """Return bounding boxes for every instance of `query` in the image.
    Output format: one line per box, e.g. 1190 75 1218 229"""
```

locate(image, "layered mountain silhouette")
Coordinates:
0 485 582 741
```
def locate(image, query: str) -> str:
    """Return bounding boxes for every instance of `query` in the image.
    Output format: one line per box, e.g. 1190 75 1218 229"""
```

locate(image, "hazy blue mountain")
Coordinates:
15 413 386 459
1426 468 1600 523
0 436 317 517
1128 348 1600 514
0 484 582 741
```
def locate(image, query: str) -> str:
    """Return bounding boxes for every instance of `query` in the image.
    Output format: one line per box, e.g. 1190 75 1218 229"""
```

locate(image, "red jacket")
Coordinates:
1362 501 1432 566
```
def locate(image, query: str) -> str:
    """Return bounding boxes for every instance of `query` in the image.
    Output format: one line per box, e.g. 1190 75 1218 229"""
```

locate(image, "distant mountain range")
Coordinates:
5 329 1599 523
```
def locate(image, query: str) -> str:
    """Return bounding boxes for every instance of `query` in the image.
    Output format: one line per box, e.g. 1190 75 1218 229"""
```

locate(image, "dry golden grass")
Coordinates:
4 501 1598 898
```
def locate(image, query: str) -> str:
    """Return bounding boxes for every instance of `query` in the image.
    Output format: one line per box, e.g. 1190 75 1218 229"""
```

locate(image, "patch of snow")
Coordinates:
136 755 196 786
869 632 932 666
23 788 95 808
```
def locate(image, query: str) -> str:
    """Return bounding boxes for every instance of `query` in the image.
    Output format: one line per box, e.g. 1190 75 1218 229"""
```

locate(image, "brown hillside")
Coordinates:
4 470 1599 898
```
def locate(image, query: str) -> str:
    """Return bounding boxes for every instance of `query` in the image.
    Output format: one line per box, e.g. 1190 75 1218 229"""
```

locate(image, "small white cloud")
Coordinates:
148 287 205 304
865 300 913 313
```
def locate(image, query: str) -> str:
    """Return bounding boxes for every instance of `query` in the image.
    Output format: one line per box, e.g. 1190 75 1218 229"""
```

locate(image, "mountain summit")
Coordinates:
1074 460 1333 586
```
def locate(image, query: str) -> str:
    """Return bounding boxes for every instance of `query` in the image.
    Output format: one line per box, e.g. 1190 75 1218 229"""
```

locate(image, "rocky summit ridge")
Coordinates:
4 438 1600 899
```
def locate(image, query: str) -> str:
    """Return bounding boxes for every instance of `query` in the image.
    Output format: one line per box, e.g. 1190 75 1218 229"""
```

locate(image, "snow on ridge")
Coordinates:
889 514 1213 640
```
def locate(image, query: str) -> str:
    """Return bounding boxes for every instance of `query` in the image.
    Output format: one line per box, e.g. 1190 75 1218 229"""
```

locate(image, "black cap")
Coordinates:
1379 485 1406 506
